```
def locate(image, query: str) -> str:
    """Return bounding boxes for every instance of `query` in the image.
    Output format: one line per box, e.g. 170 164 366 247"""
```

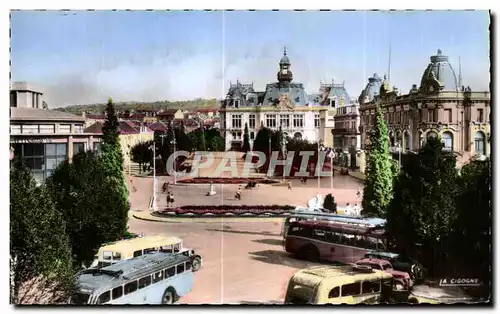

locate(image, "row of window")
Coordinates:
288 226 385 251
230 131 255 141
10 124 84 135
363 108 486 125
327 280 386 299
231 114 321 129
97 261 191 304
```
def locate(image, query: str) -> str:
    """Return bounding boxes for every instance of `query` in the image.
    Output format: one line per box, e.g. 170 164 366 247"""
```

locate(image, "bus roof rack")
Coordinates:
79 268 124 278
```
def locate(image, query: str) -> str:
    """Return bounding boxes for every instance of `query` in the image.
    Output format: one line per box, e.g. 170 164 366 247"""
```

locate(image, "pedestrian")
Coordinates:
288 180 292 190
235 188 241 200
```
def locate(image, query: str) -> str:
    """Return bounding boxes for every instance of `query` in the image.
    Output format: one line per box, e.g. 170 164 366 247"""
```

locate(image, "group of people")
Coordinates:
162 181 175 208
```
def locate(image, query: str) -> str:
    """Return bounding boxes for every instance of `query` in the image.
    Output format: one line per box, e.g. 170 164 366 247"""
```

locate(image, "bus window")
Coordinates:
153 271 163 283
173 244 181 253
313 229 326 241
124 281 138 295
112 252 122 261
165 266 175 278
362 281 381 294
97 261 111 268
160 245 173 253
176 263 185 274
356 236 366 248
186 261 192 270
133 250 142 258
112 286 123 300
144 247 157 254
377 239 386 251
103 251 112 261
365 237 378 250
289 226 300 235
98 291 110 304
328 286 340 298
341 282 361 297
138 275 152 288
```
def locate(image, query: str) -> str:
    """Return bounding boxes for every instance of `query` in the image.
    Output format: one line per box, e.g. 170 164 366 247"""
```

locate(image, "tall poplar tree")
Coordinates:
242 123 251 152
362 104 394 218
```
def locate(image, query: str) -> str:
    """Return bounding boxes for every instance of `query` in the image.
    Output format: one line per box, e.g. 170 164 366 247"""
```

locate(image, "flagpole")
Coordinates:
153 140 156 212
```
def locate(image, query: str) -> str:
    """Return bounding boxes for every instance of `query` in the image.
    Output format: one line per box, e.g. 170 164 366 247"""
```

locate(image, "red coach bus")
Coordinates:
284 220 387 264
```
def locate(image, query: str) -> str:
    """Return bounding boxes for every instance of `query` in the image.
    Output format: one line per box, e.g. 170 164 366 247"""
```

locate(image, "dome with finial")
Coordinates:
279 47 290 65
358 73 383 103
420 49 459 93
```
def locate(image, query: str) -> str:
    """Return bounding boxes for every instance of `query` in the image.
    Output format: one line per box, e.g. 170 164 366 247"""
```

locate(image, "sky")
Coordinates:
10 10 491 107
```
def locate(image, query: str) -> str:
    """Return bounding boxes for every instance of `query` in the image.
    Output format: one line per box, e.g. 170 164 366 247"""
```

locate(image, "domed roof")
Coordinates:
358 73 382 103
279 47 290 65
420 49 459 92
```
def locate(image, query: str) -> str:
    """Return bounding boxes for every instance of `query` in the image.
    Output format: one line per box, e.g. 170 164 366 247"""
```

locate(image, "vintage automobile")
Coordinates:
364 251 426 283
354 258 413 291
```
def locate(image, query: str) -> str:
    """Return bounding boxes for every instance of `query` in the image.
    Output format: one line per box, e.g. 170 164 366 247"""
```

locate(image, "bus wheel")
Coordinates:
162 288 177 304
192 256 202 272
305 246 320 262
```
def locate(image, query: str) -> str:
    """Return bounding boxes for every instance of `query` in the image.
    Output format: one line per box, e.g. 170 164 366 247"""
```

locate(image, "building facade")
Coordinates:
359 50 490 166
10 82 96 183
332 102 361 151
221 49 349 151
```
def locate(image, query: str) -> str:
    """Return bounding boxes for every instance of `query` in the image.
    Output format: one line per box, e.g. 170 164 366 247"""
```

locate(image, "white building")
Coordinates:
332 102 362 151
220 49 353 151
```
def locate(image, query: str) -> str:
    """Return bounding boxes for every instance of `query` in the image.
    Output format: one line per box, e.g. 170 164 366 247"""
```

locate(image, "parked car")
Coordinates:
354 258 413 291
363 251 426 283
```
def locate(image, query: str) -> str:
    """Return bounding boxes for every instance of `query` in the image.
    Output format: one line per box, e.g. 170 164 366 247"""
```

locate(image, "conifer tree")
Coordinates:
362 104 394 217
242 123 251 152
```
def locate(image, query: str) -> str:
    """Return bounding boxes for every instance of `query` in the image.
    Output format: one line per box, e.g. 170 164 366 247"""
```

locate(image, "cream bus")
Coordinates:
90 235 202 272
284 265 396 305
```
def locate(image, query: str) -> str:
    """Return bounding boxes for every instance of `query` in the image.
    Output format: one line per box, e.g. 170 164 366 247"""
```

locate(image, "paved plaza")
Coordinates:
127 172 363 304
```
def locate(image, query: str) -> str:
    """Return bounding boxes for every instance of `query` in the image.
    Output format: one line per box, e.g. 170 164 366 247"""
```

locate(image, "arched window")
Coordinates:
404 132 411 151
475 131 485 156
427 131 438 140
294 132 302 140
441 132 453 152
396 131 403 147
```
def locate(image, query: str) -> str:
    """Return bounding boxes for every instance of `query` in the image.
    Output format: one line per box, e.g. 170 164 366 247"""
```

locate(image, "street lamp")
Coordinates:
171 138 177 184
281 136 288 182
148 141 157 212
317 140 323 190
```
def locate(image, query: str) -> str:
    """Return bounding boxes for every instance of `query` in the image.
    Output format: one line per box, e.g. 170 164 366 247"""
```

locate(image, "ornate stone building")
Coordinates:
359 49 490 166
221 48 349 151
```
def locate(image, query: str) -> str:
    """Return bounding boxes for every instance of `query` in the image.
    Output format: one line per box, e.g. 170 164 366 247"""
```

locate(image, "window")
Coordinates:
144 247 157 254
428 109 436 123
133 250 142 257
232 114 242 128
442 132 453 152
328 287 340 298
39 124 55 134
362 281 381 294
341 282 361 297
160 245 173 253
312 229 326 241
427 131 438 140
103 251 112 260
249 114 256 128
358 262 381 270
22 125 38 134
153 271 164 283
475 132 485 156
266 114 277 128
98 291 111 304
186 261 192 270
173 244 181 253
74 124 84 133
73 143 85 156
10 125 21 134
138 276 151 288
112 286 123 299
124 281 138 295
445 109 452 123
165 266 176 278
280 114 290 128
477 109 484 123
314 113 320 128
250 132 255 140
330 99 335 107
234 99 240 108
93 142 102 153
293 114 304 128
176 263 185 274
59 124 71 133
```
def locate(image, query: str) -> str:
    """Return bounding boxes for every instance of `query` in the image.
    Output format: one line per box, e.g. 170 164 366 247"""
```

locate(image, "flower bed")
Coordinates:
156 205 295 217
177 177 280 184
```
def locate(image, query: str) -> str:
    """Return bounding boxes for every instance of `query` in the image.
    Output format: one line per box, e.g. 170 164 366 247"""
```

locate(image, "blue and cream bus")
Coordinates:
72 252 195 304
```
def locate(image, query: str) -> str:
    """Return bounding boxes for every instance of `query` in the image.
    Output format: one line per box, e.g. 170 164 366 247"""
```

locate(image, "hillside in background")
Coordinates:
55 98 220 115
